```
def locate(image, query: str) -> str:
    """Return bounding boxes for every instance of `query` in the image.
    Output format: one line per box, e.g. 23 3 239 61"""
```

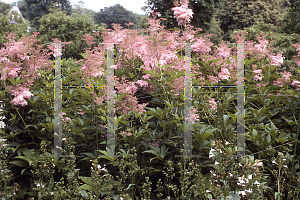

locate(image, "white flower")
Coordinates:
98 164 107 171
253 161 263 167
225 141 229 145
206 190 211 193
37 183 44 188
283 165 288 168
215 161 219 165
209 148 216 158
272 160 277 164
237 177 245 185
239 191 246 196
245 188 253 193
229 172 233 177
248 175 252 179
254 180 260 185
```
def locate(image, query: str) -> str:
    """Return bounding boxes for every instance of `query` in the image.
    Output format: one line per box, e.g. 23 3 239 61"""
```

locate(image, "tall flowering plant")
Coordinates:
1 0 300 198
0 32 54 107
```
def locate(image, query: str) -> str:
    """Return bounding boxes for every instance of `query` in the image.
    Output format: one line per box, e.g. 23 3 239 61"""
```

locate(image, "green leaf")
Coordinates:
81 152 96 159
266 134 271 143
21 168 28 175
9 160 28 168
126 184 135 191
79 184 93 191
116 93 129 101
79 176 93 186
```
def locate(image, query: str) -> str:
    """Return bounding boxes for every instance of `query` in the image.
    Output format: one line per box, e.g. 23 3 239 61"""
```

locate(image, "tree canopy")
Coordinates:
141 0 225 33
279 0 300 34
38 11 106 60
93 3 141 31
214 0 291 41
19 0 72 31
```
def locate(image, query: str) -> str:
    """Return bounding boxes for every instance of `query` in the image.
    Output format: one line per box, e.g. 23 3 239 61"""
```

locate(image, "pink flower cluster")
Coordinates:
253 69 263 81
292 41 300 67
171 0 194 27
0 32 54 106
185 107 200 124
120 131 132 137
269 52 285 66
291 80 300 90
273 71 292 87
114 77 148 115
218 68 231 80
208 98 217 114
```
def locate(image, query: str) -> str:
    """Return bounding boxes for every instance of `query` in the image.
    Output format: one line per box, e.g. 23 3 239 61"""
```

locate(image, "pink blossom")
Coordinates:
207 75 219 84
291 79 300 90
253 69 262 74
142 74 152 80
218 68 230 80
172 3 194 27
208 98 217 114
64 117 71 122
269 52 285 66
185 107 200 124
136 80 148 87
253 75 262 81
10 95 28 106
166 76 184 96
191 37 213 55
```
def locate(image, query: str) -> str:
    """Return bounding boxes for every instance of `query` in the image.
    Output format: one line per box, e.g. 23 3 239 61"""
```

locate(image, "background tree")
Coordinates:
71 0 96 21
18 0 72 32
141 0 225 33
215 0 292 42
279 0 300 34
0 2 30 48
38 10 106 60
0 1 12 15
93 3 140 31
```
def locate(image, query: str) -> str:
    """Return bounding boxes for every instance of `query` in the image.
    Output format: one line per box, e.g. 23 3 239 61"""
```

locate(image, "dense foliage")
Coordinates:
0 1 300 199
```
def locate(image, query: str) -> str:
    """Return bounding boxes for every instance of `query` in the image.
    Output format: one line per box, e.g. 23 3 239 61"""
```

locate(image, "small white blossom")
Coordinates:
254 180 260 185
206 190 211 193
225 141 229 145
209 148 216 158
245 188 253 193
248 175 252 179
215 161 219 165
237 177 245 185
229 172 233 177
272 160 277 164
239 191 246 196
253 161 263 167
283 165 288 168
210 170 216 176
